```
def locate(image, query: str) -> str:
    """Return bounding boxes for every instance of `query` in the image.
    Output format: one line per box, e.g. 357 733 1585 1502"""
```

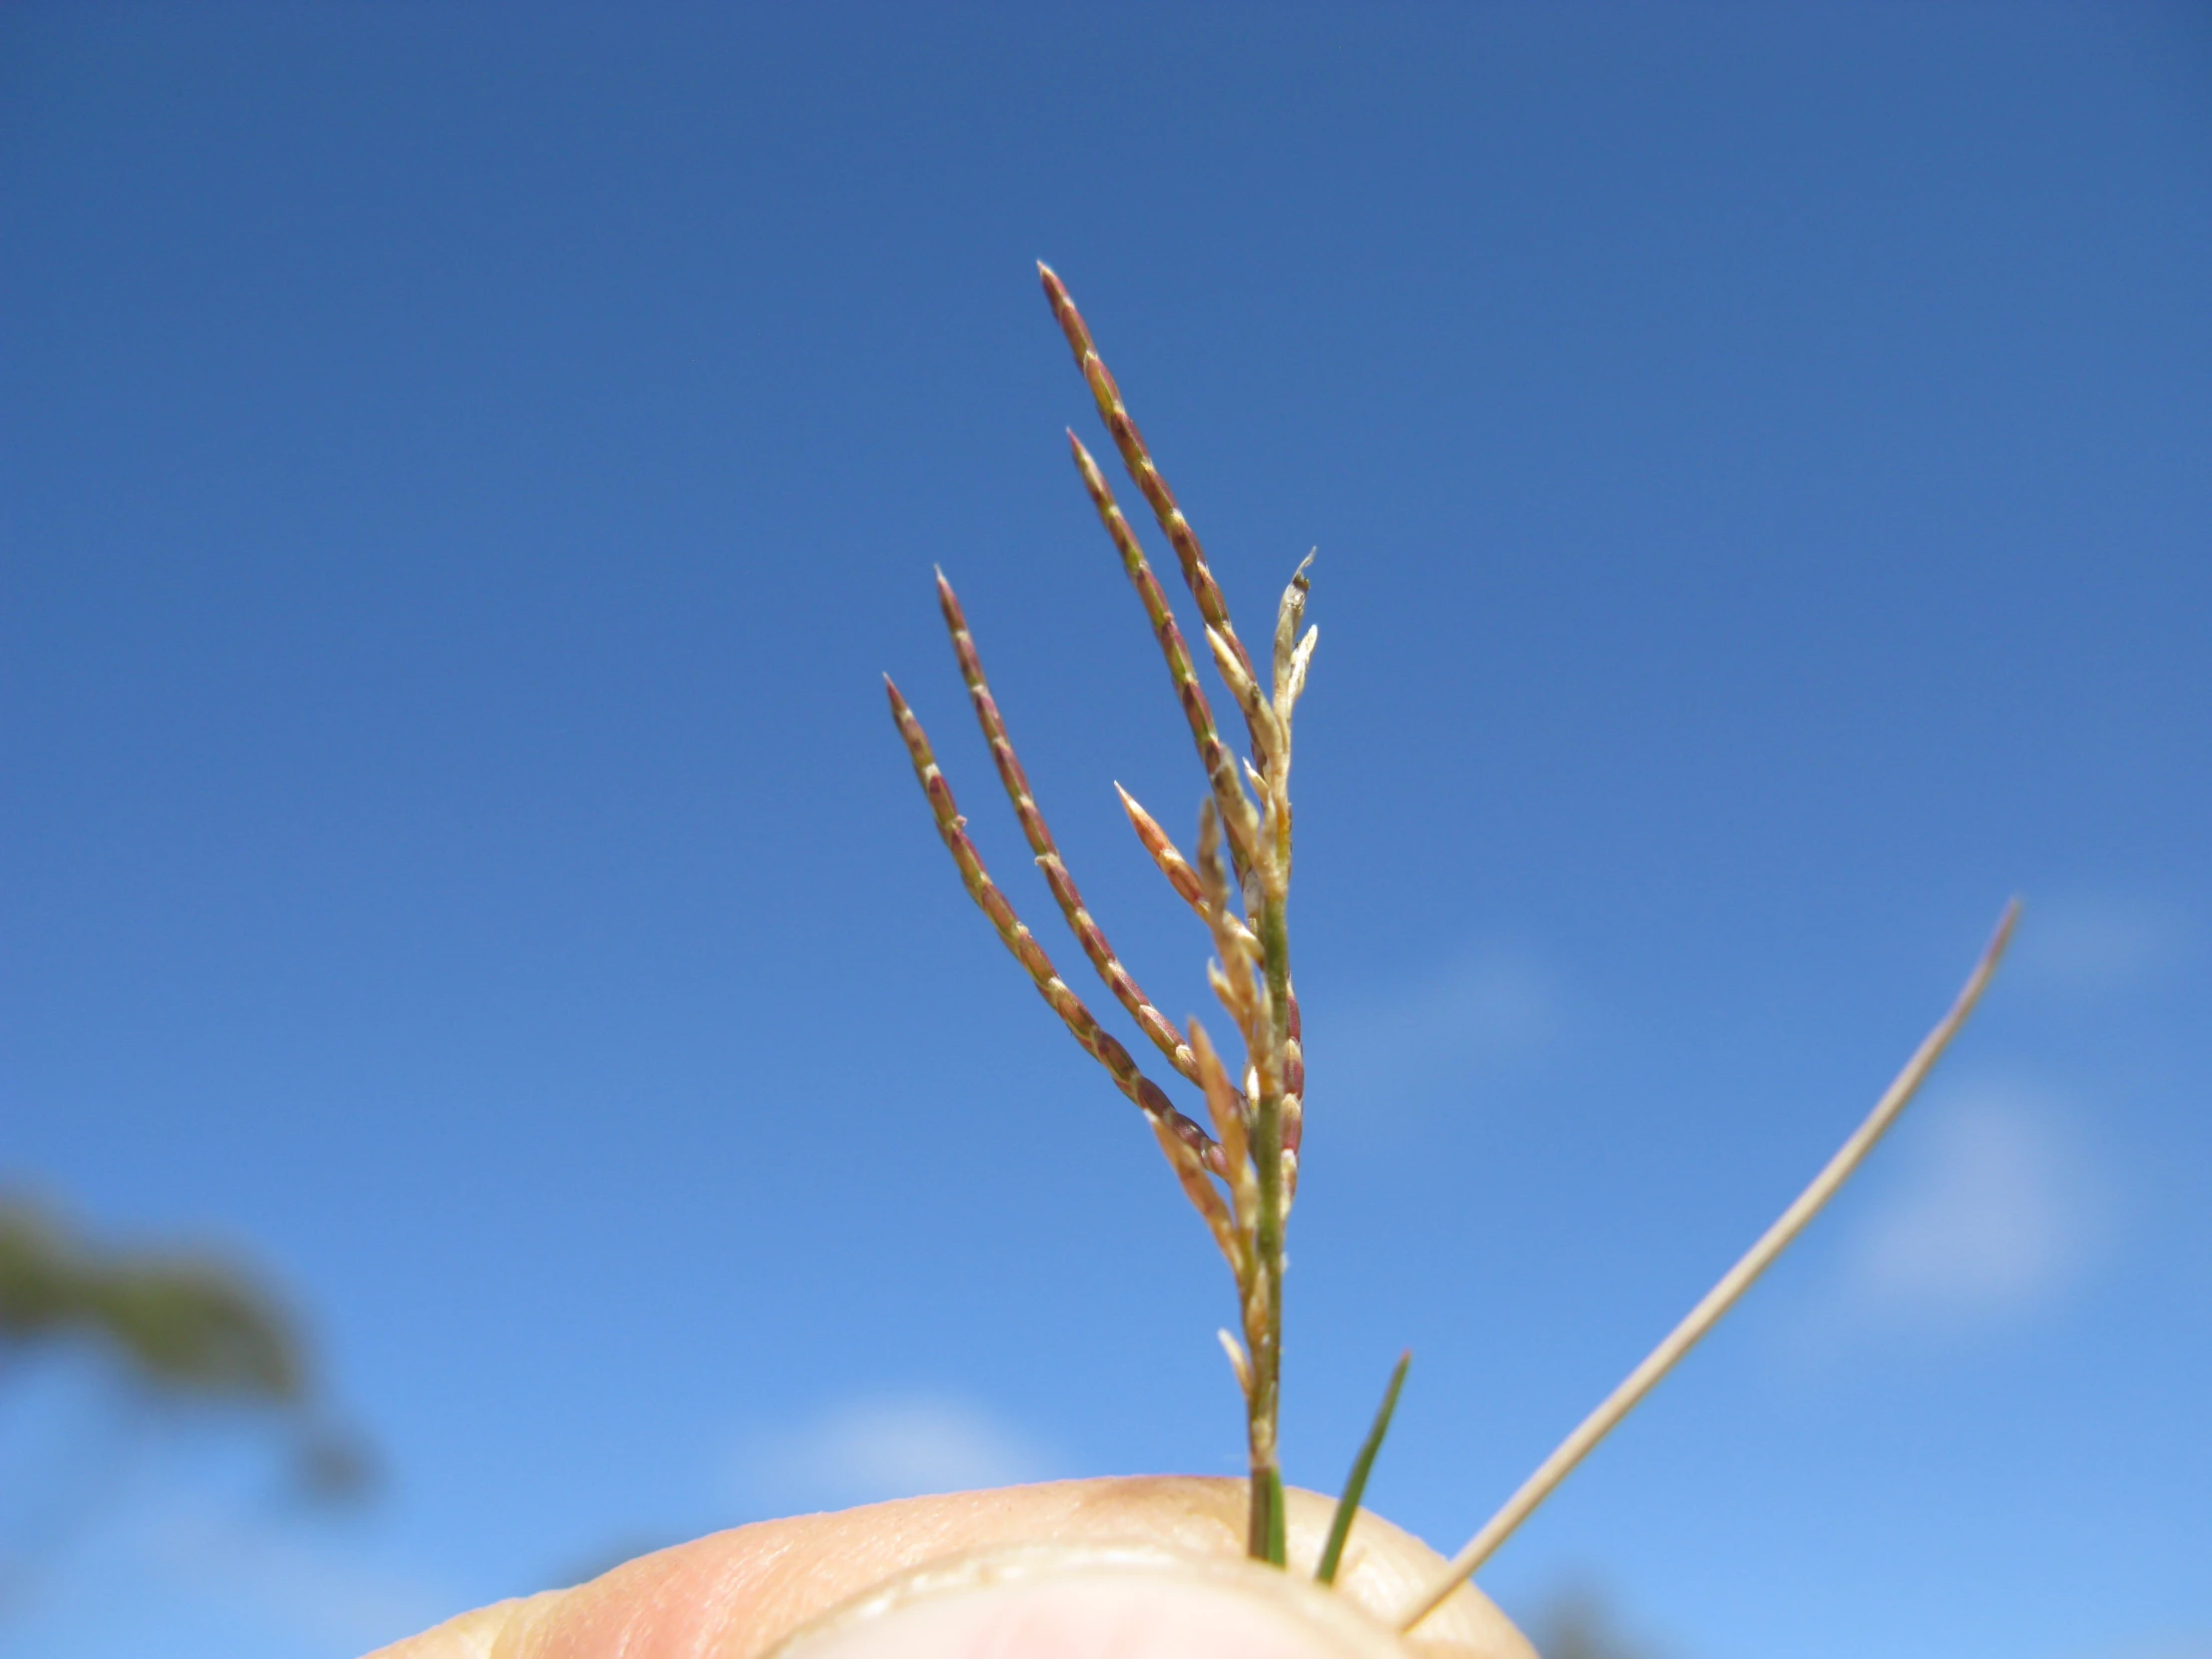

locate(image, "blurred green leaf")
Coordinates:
293 1421 378 1500
0 1199 303 1402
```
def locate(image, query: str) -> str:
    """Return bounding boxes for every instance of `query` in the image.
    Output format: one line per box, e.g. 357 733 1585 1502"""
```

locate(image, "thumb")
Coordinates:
367 1475 1532 1659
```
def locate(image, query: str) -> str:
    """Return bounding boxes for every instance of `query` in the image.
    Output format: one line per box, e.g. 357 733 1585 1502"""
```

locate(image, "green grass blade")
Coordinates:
1315 1351 1410 1584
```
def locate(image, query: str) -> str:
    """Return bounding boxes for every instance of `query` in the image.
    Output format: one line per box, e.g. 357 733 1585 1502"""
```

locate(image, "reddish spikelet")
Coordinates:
1205 624 1282 776
1114 784 1208 915
1195 803 1248 1004
1190 1019 1256 1245
1150 1111 1239 1269
1068 433 1256 868
934 569 1199 1084
884 675 1224 1175
1039 265 1262 701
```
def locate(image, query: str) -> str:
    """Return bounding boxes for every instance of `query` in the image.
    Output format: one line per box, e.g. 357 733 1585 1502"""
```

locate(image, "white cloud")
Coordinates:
731 1395 1063 1514
1837 1085 2101 1325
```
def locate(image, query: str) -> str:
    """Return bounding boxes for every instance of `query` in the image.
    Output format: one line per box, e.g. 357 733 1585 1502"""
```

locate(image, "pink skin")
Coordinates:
368 1477 1534 1659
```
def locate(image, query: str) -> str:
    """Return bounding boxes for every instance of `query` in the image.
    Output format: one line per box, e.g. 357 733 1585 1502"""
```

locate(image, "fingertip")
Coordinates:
363 1590 560 1658
768 1545 1401 1659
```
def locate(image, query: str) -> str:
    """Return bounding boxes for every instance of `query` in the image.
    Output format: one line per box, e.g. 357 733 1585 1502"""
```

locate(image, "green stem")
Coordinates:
1246 888 1293 1563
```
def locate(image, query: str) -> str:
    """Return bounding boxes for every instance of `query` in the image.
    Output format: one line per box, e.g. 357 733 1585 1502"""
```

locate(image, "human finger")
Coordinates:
367 1475 1534 1659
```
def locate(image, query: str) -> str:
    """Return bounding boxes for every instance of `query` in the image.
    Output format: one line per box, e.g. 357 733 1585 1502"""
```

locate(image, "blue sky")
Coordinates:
3 5 2207 1657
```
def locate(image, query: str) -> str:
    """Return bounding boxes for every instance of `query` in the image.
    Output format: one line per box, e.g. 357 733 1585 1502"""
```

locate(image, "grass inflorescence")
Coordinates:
887 264 2017 1619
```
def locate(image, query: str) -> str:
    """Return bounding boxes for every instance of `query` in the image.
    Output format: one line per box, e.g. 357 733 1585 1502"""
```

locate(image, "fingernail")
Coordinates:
769 1543 1410 1659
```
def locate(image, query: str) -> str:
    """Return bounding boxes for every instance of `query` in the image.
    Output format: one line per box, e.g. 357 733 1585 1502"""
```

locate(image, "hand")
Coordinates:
369 1475 1535 1659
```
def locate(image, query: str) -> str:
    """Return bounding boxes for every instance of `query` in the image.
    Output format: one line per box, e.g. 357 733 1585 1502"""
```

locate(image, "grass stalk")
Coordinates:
891 263 2021 1606
1051 265 1313 1557
1396 899 2022 1632
1057 307 1311 1177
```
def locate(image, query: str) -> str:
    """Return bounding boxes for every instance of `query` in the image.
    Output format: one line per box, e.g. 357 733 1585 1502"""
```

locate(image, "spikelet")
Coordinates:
1039 264 1261 705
